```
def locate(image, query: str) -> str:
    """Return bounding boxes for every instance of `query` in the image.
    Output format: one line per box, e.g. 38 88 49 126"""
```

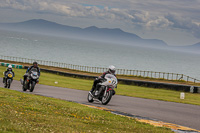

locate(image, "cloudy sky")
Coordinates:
0 0 200 46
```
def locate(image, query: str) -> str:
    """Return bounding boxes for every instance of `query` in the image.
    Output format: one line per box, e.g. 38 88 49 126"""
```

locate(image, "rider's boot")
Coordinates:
23 80 26 87
3 77 5 83
90 86 95 93
4 78 7 88
23 75 27 86
89 85 96 97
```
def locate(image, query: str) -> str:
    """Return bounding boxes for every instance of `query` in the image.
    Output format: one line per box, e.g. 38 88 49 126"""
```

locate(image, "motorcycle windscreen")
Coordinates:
32 71 38 76
104 74 118 84
31 68 38 72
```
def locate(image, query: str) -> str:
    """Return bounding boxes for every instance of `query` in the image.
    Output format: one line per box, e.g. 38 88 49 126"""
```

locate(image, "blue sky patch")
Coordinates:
81 4 105 9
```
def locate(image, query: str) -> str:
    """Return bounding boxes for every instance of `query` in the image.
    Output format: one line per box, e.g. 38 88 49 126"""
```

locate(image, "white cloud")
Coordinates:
165 13 200 38
146 17 173 29
0 0 32 10
0 0 200 39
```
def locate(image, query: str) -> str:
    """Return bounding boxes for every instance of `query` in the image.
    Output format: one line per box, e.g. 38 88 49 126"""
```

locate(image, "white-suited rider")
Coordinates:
90 65 117 95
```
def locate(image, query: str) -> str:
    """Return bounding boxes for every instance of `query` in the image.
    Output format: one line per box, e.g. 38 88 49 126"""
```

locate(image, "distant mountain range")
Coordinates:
0 19 168 47
0 19 199 48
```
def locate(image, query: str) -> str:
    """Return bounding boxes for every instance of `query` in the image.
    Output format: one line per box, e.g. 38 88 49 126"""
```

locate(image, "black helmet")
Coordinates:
33 62 38 67
33 61 38 65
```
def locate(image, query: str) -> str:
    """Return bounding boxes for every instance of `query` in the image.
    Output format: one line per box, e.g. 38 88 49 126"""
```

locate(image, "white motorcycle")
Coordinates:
88 74 118 105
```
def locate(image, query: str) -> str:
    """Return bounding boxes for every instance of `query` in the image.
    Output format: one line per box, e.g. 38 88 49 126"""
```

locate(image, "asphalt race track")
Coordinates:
0 78 200 130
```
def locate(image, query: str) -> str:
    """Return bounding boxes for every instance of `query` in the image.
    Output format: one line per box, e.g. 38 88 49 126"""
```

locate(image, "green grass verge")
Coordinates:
1 66 200 106
0 88 172 133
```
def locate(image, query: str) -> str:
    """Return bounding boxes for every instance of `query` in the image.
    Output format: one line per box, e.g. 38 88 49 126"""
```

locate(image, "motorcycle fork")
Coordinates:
104 87 112 96
25 80 30 89
104 87 108 97
29 81 33 88
5 78 11 85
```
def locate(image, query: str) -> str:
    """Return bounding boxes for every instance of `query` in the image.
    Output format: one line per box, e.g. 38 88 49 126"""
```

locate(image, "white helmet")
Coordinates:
8 65 12 69
108 65 116 74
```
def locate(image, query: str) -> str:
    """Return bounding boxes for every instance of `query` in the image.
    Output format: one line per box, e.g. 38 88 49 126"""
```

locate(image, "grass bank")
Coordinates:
0 88 172 133
0 66 200 106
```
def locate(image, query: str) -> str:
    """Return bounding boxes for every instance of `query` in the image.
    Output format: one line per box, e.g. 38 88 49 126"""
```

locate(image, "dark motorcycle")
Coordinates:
4 71 14 88
88 74 118 105
22 68 39 92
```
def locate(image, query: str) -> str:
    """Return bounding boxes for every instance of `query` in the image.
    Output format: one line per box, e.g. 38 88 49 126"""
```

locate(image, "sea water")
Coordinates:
0 29 200 79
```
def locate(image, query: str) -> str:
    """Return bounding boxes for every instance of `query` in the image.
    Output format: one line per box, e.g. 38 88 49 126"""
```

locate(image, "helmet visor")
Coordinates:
110 69 116 74
33 63 38 67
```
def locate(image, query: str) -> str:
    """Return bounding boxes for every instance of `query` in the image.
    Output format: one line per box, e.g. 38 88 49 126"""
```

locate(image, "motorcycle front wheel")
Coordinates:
102 91 112 105
7 79 11 88
30 81 36 92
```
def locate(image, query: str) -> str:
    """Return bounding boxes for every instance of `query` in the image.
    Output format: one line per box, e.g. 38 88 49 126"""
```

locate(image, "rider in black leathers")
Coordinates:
23 62 40 85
